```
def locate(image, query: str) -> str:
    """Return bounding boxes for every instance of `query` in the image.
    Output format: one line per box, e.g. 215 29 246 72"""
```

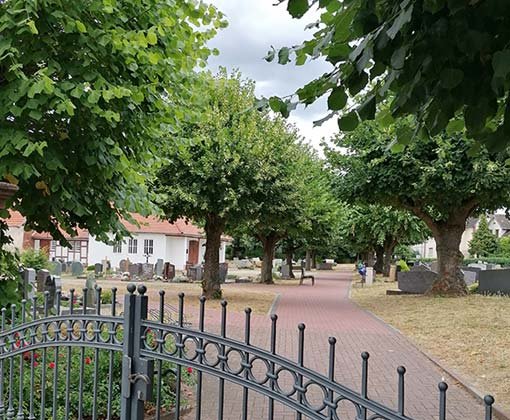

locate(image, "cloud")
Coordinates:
206 0 338 150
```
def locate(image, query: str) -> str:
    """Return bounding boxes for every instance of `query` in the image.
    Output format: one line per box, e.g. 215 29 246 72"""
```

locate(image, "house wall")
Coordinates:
166 237 187 270
488 219 506 237
4 226 24 251
412 226 476 259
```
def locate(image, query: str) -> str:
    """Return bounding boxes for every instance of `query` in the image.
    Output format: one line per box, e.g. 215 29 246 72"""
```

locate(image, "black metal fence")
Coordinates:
0 284 496 419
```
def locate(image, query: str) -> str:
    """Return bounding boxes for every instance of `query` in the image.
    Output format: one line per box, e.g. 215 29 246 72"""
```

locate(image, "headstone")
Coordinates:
36 269 50 292
23 268 36 300
219 262 229 284
430 260 439 273
468 263 487 271
71 261 84 276
163 263 175 281
479 269 510 294
187 264 203 281
155 259 164 276
48 261 62 276
54 276 62 297
44 275 56 308
365 267 374 286
388 265 397 281
102 258 109 273
94 263 103 275
398 268 437 294
128 263 142 277
280 263 291 279
60 261 67 273
324 259 335 265
460 268 478 286
85 274 96 308
142 263 154 279
317 262 333 270
66 262 73 272
119 259 129 273
235 259 253 269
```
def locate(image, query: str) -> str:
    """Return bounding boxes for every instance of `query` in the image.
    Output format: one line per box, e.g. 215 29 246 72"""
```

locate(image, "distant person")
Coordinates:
357 261 366 282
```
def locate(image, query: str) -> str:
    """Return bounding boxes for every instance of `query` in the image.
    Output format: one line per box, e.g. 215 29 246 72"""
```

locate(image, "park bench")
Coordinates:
296 261 315 285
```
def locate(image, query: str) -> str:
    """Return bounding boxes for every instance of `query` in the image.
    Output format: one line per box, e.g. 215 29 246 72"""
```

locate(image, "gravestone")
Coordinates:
71 261 84 276
36 269 50 292
430 260 439 273
22 268 36 300
272 259 283 269
187 265 203 281
479 269 510 294
219 262 228 284
280 263 291 279
397 267 437 294
235 259 253 269
142 263 154 279
388 265 397 281
85 274 96 308
468 263 487 271
94 263 103 275
163 263 175 281
119 259 129 273
324 259 335 265
460 266 480 286
102 258 110 273
60 261 67 273
49 261 62 276
54 276 62 297
365 267 374 286
66 262 73 272
155 259 164 276
44 275 56 308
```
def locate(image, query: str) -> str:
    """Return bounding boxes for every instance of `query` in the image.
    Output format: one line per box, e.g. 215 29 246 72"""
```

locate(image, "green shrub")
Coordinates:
86 265 95 271
468 282 479 294
21 248 49 271
463 257 510 266
396 259 410 272
100 289 113 304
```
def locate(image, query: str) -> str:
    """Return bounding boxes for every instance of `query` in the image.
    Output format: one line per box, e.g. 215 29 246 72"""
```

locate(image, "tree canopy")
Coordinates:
0 0 225 242
327 119 510 294
269 0 510 151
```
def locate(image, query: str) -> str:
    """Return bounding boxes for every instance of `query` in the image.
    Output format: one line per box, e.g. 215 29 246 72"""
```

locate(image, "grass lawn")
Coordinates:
61 276 289 315
351 279 510 413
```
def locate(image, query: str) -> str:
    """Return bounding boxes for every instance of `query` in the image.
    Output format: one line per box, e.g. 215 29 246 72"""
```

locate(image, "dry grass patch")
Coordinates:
61 278 278 315
351 280 510 412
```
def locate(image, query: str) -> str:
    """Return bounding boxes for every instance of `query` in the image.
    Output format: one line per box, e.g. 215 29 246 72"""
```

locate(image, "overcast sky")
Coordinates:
207 0 337 150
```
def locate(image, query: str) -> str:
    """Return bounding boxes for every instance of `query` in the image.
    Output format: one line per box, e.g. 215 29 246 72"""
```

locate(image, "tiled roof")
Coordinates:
121 214 204 238
492 214 510 230
4 210 25 227
31 229 89 241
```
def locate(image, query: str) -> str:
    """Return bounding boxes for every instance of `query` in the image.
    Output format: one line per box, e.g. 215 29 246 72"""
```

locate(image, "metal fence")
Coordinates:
0 284 496 420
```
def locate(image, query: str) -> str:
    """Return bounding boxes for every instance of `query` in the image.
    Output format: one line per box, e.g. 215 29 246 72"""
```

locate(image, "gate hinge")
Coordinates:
122 355 154 401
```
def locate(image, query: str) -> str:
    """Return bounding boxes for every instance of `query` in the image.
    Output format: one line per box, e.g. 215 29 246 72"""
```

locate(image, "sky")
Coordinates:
207 0 338 150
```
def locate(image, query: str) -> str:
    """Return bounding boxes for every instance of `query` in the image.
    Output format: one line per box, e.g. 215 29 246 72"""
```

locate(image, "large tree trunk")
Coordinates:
260 233 279 284
310 250 317 269
431 224 467 295
374 246 384 274
202 214 225 299
285 251 295 278
382 238 397 277
305 250 311 271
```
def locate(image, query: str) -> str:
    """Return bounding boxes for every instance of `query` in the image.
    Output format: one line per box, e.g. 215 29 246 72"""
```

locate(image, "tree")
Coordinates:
498 236 510 258
327 120 510 295
269 1 510 151
0 0 224 243
468 216 499 258
339 205 427 276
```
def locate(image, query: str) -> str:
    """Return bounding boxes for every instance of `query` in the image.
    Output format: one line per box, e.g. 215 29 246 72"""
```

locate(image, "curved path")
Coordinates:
184 269 488 419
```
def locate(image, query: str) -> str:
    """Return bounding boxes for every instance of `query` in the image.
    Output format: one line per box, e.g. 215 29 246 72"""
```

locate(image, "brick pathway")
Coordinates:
181 269 488 419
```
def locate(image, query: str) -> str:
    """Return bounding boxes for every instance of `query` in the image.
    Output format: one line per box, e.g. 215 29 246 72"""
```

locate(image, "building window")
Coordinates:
128 238 138 254
113 241 122 253
144 239 154 255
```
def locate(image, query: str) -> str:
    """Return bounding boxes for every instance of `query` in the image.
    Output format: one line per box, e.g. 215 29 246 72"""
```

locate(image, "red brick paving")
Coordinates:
179 269 490 419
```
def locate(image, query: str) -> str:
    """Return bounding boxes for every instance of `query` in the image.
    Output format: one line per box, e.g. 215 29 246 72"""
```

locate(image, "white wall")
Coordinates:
4 226 23 251
412 227 476 260
166 237 187 270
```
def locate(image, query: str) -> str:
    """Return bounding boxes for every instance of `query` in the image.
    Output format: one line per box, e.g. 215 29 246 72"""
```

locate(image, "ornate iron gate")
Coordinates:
0 284 496 419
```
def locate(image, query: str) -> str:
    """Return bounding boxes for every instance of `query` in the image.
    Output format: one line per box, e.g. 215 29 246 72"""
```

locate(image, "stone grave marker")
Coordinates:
119 259 129 273
366 267 374 286
155 259 164 276
388 265 397 281
142 263 154 279
49 261 62 276
54 276 62 298
128 263 141 277
102 258 110 273
163 263 175 281
36 269 50 292
71 261 84 276
23 268 36 301
219 262 229 284
60 261 67 273
280 264 291 279
44 275 56 308
94 263 103 275
85 274 96 308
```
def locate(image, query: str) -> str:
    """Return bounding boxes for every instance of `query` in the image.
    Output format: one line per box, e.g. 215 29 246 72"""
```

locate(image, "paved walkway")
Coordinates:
182 269 488 419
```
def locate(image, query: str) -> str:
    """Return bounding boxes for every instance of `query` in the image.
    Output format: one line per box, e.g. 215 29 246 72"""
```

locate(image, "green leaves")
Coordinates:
327 86 347 110
492 50 510 79
440 68 464 89
27 20 38 34
75 20 87 33
287 0 309 18
338 112 359 131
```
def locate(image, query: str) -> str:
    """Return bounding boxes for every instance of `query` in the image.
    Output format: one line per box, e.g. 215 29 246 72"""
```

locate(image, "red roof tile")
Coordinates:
4 210 25 227
121 214 203 238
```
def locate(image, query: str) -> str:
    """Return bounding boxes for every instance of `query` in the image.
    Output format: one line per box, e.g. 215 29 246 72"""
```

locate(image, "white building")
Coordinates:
4 212 228 270
412 214 510 259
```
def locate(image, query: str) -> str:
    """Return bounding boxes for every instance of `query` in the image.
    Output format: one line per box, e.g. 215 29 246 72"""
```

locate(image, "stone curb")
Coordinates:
349 280 510 420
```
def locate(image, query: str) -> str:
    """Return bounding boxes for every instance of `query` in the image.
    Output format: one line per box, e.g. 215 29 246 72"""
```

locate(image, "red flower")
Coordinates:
49 362 55 369
23 352 31 361
85 357 92 365
33 361 39 367
187 367 193 374
34 353 40 360
15 340 21 348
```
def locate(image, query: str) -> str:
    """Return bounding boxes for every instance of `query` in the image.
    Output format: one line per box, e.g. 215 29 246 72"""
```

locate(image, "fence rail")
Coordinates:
0 284 497 419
